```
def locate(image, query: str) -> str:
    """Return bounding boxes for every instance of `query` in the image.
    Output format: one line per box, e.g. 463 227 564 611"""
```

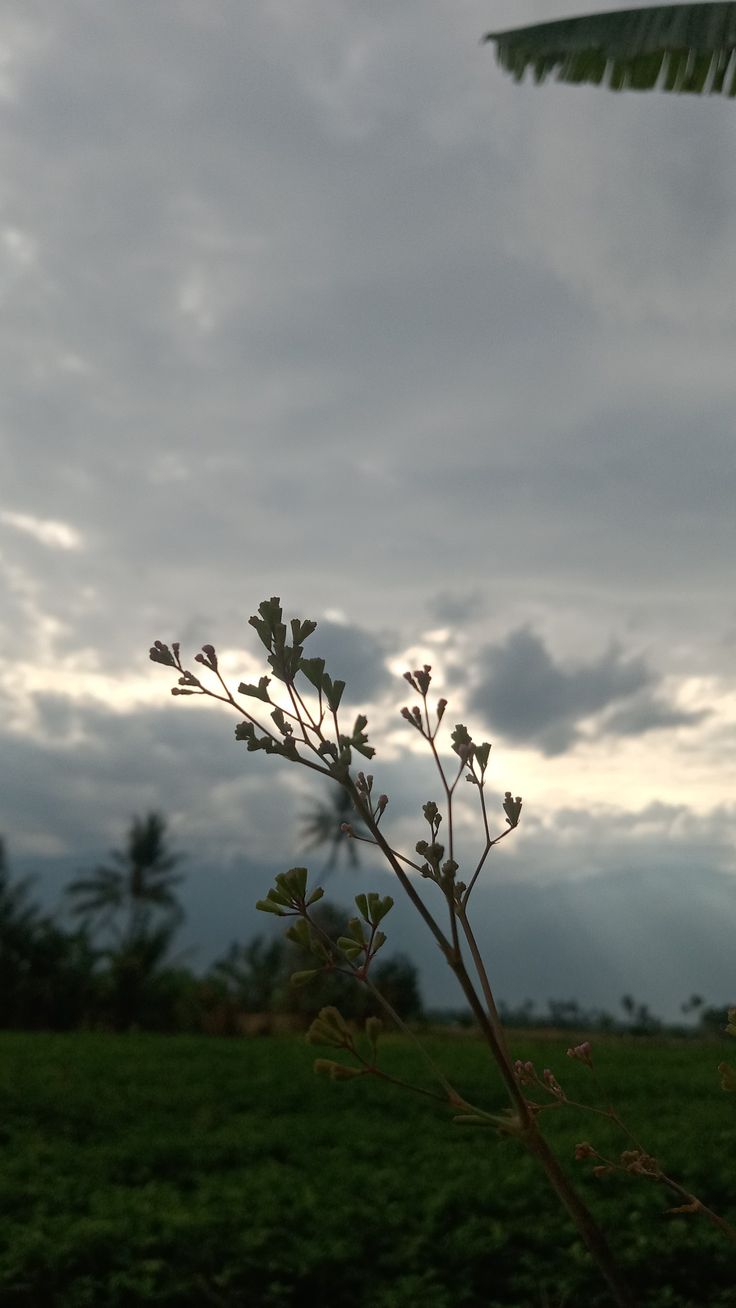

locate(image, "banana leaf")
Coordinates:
484 3 736 95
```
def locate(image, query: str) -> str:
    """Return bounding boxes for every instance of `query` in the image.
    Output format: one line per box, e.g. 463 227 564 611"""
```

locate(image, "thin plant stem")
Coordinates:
456 904 511 1062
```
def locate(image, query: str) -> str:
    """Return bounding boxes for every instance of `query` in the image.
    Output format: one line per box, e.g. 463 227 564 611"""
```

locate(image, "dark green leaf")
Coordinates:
237 676 271 702
291 618 318 646
323 675 346 713
299 656 326 691
485 4 736 98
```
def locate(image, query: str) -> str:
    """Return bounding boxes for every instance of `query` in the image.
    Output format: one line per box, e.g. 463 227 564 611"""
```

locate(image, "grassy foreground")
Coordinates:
0 1031 734 1307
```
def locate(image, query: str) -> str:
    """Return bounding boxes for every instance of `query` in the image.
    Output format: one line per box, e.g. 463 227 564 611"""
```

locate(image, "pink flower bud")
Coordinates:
575 1142 596 1160
566 1041 593 1067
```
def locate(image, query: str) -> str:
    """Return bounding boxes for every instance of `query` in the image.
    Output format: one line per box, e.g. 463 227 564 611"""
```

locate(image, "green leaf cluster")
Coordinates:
255 868 324 918
248 598 316 684
306 1005 355 1050
355 893 393 928
247 598 348 712
234 719 298 760
339 714 375 760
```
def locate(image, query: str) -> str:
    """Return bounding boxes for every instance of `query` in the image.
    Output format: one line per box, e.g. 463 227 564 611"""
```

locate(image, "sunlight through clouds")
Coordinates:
0 510 83 551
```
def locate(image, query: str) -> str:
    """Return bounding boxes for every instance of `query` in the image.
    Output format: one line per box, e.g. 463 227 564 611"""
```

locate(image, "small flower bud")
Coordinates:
566 1041 593 1067
514 1059 536 1086
201 644 217 669
575 1142 596 1160
503 792 523 827
437 698 447 719
340 822 354 837
149 641 176 668
543 1069 563 1097
376 794 389 812
413 665 432 695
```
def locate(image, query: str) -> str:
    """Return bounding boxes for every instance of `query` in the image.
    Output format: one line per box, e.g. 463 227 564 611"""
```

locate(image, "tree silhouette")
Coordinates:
485 3 736 97
1 837 99 1029
299 786 365 876
68 812 184 945
212 936 286 1012
67 813 185 1030
0 836 40 946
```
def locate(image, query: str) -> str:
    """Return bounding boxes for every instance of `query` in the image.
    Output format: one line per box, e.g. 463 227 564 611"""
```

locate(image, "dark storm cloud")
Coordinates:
600 696 709 737
0 695 309 865
2 0 733 680
469 627 655 754
306 618 395 704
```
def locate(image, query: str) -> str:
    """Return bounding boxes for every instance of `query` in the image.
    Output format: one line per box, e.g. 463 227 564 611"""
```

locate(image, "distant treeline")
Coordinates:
451 993 732 1039
0 814 730 1037
0 813 422 1034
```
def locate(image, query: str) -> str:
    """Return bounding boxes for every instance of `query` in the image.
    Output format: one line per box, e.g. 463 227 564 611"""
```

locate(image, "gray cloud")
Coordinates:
1 0 734 676
305 617 395 705
1 0 735 1018
426 589 487 628
469 627 655 754
600 695 710 737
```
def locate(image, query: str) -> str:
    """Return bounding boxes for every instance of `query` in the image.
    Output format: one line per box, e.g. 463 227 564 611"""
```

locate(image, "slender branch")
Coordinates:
290 681 321 735
656 1176 736 1243
304 911 466 1106
531 1133 635 1307
462 824 515 908
347 831 426 875
456 904 511 1063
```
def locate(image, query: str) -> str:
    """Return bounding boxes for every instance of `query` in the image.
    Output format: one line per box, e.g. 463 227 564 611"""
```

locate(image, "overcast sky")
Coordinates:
2 1 735 1019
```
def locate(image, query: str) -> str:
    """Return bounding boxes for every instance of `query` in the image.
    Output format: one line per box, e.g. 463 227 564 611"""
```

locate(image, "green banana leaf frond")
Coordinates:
484 3 736 96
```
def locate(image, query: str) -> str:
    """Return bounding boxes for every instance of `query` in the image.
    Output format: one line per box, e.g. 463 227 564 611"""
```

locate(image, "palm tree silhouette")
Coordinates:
299 787 365 877
0 836 40 944
67 813 185 1029
485 3 736 97
68 812 184 945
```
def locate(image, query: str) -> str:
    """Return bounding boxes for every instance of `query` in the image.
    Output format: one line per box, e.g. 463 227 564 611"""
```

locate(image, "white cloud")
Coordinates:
0 509 83 551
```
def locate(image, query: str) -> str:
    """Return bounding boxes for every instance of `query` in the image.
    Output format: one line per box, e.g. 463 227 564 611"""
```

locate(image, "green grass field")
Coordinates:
0 1031 734 1306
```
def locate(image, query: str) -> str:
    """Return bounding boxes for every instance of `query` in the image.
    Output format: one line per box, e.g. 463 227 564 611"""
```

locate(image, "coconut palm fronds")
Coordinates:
484 3 736 96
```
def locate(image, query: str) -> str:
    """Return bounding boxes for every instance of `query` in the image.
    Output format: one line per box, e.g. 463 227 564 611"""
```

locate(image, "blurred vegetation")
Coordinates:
0 817 423 1034
0 1031 734 1306
1 817 732 1039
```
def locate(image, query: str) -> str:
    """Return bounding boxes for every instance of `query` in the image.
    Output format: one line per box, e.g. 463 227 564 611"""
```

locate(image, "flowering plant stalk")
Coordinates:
150 597 733 1307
